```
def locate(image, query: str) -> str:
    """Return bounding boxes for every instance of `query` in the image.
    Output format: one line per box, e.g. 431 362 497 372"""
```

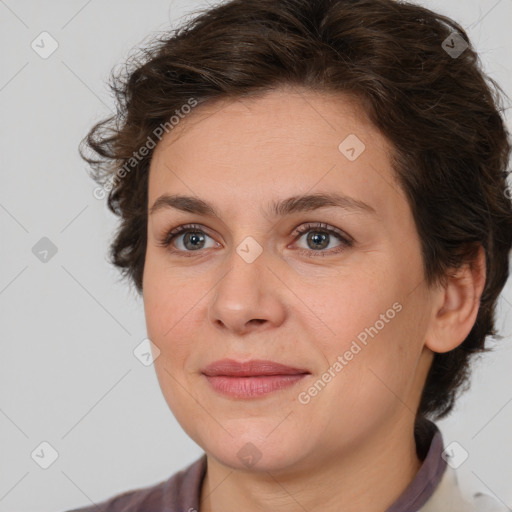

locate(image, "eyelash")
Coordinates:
157 222 353 258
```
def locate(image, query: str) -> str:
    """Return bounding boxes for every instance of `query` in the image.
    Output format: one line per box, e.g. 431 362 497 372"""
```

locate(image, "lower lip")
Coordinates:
204 374 308 398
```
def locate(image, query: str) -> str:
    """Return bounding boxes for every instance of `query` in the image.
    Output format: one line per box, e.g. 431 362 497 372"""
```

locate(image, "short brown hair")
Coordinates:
80 0 512 424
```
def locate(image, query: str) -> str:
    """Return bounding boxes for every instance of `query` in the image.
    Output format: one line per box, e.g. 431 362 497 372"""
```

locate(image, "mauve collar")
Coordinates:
385 422 447 512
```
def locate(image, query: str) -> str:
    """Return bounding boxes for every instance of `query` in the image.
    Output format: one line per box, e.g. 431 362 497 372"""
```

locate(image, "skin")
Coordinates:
142 87 486 512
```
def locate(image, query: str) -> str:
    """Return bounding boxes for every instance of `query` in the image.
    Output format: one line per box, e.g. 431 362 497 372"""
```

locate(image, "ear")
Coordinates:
425 245 486 353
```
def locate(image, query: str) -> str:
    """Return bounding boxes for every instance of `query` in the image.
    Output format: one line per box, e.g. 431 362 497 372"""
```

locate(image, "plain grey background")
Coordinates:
0 0 511 511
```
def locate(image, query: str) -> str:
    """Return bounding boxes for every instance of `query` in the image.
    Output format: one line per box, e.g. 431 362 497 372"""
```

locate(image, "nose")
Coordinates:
207 246 286 336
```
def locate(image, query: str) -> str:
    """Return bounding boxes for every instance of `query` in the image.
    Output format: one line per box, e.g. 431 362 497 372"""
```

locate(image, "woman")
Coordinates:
72 0 512 510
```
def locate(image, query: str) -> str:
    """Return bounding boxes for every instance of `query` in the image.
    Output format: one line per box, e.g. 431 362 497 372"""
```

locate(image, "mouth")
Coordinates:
202 359 310 398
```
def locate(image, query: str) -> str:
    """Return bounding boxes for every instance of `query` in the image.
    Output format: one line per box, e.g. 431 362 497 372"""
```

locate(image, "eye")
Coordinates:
157 222 353 257
157 223 218 256
291 222 353 257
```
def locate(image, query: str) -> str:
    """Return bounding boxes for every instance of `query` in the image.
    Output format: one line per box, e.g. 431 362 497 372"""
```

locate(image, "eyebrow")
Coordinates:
148 192 377 218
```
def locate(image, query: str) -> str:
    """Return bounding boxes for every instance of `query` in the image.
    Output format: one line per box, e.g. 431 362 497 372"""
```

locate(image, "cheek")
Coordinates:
304 270 419 399
304 270 398 350
143 255 190 336
336 301 423 413
143 258 208 374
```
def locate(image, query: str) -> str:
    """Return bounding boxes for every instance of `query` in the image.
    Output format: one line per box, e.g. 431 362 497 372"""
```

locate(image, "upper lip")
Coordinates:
202 359 310 377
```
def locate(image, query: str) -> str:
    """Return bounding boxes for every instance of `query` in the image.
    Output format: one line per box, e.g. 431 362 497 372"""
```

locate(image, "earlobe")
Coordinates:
425 245 486 354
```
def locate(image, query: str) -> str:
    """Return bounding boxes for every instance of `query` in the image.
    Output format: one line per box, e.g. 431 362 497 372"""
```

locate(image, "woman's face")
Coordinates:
143 88 435 472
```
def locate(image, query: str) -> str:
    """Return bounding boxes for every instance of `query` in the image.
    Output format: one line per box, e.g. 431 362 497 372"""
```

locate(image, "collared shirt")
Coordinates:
65 420 507 512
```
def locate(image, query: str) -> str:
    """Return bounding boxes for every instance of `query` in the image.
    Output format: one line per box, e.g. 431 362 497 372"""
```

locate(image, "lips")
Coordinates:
202 359 310 399
202 358 310 377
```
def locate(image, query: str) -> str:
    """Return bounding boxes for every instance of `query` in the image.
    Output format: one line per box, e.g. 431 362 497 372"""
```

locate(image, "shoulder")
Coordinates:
420 465 508 512
64 477 168 512
63 454 207 512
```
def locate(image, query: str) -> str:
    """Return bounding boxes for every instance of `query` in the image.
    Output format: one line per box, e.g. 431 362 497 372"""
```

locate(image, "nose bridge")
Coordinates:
214 235 267 305
208 235 284 331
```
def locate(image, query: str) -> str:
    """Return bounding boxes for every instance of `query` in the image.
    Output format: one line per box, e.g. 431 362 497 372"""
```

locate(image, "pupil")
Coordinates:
185 232 204 250
309 232 328 250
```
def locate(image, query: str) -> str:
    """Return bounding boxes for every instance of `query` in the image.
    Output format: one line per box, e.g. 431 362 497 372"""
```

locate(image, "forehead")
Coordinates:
148 88 408 222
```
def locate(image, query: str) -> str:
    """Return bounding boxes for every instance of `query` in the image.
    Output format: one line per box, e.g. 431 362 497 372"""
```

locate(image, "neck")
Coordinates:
199 416 423 512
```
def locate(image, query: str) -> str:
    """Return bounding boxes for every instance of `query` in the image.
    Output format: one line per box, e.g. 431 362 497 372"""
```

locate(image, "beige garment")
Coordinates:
419 465 509 512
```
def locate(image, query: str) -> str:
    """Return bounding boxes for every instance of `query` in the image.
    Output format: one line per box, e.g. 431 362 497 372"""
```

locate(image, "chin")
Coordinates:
200 427 308 473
